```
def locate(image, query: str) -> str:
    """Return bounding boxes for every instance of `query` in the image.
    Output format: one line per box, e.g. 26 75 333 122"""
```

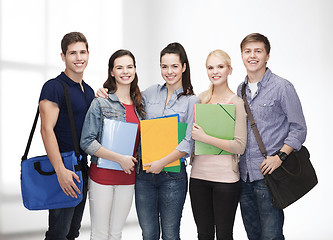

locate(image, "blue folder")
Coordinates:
97 119 138 170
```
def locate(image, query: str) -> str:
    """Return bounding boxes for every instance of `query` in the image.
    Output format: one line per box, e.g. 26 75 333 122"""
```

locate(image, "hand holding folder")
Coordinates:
194 104 235 155
162 122 188 172
97 119 138 170
140 115 187 172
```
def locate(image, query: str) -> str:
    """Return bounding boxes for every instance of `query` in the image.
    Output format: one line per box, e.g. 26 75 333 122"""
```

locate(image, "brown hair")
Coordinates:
160 42 194 98
61 32 88 55
103 49 145 118
240 33 270 54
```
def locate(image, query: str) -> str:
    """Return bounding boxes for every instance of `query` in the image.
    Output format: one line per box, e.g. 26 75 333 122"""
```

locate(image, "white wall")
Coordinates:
121 1 333 239
0 0 124 235
0 0 332 238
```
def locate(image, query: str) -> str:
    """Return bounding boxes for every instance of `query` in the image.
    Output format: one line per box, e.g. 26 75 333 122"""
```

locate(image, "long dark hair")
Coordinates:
103 49 145 118
160 42 194 98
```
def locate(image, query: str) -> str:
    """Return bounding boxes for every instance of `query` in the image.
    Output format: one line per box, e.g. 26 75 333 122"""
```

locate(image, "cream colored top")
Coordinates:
190 94 247 183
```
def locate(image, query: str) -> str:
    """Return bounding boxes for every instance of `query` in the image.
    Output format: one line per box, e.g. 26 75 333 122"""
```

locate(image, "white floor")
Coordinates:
2 199 325 240
0 224 141 240
1 198 248 240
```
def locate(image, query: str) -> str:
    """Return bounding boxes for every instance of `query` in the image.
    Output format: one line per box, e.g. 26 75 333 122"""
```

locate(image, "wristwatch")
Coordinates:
277 151 288 162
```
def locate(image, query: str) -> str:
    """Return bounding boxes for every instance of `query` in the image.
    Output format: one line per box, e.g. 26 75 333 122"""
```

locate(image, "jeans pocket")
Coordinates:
165 165 187 180
165 171 185 180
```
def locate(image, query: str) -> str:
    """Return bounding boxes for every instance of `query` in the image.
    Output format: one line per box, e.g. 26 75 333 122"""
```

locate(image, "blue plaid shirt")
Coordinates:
237 68 307 182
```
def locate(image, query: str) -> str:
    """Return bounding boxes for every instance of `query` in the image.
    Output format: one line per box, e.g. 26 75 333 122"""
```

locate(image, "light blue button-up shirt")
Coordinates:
237 68 307 182
142 84 200 158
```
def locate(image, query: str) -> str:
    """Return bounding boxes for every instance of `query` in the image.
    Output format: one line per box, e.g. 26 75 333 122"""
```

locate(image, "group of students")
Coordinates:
38 31 307 240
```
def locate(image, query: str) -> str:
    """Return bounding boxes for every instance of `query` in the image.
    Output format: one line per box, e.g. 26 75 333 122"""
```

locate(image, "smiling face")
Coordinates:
111 55 136 87
61 42 89 79
160 53 186 89
241 41 270 78
206 54 232 87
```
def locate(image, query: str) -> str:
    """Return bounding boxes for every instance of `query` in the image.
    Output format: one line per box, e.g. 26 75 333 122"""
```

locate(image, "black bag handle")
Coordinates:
279 147 306 177
21 80 80 162
34 161 56 176
34 156 82 176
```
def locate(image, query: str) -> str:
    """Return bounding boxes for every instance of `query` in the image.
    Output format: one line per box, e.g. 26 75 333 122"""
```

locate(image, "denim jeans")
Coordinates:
135 163 187 240
240 179 285 240
44 164 88 240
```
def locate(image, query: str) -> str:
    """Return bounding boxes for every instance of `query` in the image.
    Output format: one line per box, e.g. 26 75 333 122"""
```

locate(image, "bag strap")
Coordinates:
60 81 81 160
21 81 80 161
241 83 267 158
21 107 40 161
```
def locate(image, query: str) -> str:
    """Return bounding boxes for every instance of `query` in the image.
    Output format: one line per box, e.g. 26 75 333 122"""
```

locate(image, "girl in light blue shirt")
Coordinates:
135 43 199 240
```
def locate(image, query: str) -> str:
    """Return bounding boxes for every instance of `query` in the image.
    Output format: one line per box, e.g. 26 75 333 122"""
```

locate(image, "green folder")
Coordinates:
163 122 188 172
194 104 235 155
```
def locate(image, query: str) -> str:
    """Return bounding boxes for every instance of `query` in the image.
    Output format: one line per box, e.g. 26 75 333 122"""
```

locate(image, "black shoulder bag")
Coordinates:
241 83 318 209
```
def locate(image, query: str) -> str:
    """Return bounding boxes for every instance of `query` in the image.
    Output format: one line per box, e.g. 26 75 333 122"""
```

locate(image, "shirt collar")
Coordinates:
244 67 272 88
59 72 86 87
161 83 184 95
108 92 120 102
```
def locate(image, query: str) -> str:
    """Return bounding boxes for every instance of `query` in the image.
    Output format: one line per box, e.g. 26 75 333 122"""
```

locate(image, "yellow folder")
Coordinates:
141 116 180 170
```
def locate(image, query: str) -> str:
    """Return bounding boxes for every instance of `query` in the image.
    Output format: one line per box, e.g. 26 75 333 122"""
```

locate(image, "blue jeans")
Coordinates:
240 179 284 240
135 163 187 240
44 164 88 240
